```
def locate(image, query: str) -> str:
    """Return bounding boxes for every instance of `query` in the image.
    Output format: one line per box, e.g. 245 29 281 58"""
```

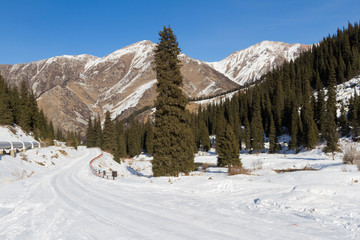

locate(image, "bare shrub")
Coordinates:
343 144 360 166
7 126 17 135
20 153 29 162
202 163 209 172
12 169 34 180
252 159 263 170
58 150 68 156
228 166 251 176
274 166 317 174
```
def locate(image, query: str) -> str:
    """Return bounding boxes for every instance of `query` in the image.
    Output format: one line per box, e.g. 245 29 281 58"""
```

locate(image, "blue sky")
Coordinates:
1 0 359 64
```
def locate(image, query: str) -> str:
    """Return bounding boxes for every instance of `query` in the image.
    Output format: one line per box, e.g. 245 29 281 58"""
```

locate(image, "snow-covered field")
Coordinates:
0 139 359 239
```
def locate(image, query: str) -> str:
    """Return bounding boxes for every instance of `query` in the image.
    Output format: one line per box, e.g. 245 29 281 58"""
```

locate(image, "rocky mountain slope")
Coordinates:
208 41 310 85
0 40 308 135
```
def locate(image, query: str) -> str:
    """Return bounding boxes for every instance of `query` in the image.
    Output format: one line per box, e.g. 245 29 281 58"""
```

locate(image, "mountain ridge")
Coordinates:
0 40 309 134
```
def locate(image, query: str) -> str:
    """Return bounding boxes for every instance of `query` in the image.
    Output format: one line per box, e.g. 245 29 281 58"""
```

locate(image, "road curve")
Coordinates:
0 148 355 240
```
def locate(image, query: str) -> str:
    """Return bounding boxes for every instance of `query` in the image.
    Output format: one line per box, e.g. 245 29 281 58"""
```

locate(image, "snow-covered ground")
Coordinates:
0 138 359 239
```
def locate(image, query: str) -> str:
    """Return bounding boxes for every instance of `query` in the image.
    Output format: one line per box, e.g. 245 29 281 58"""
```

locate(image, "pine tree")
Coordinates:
243 117 251 150
114 120 127 162
94 116 103 148
216 123 241 167
300 80 319 149
18 81 31 132
324 66 339 152
0 76 13 125
338 104 350 137
269 115 276 153
127 119 141 157
290 103 300 150
102 111 117 154
144 120 154 155
250 88 264 152
199 120 210 152
152 26 195 177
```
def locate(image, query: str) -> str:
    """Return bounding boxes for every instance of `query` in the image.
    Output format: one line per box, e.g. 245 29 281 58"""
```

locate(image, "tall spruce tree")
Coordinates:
144 120 154 155
250 87 264 152
324 66 339 152
102 111 117 154
152 26 195 177
216 123 241 167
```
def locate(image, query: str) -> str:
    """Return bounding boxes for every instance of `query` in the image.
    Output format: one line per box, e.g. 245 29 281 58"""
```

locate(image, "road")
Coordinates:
0 148 357 240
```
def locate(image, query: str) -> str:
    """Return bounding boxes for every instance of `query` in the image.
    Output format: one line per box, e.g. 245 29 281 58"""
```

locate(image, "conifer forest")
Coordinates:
83 22 360 177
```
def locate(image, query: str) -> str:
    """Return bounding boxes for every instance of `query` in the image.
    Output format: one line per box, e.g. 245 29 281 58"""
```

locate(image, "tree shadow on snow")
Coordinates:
126 166 152 178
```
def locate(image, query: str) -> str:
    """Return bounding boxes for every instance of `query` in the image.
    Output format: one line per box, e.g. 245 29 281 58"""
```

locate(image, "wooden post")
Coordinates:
10 150 15 157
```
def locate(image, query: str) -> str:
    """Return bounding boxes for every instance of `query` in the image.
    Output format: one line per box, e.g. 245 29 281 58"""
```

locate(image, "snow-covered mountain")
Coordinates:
0 40 308 134
208 41 310 85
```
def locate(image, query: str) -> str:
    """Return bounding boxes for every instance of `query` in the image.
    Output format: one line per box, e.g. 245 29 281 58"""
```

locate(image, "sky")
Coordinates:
1 0 360 64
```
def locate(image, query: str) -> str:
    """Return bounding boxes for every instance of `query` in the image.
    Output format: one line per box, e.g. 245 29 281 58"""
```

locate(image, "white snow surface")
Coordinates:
0 125 37 142
0 140 360 239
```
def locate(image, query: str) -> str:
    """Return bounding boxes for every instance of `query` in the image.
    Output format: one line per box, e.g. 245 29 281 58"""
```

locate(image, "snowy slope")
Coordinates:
0 125 38 142
0 141 359 239
208 41 309 85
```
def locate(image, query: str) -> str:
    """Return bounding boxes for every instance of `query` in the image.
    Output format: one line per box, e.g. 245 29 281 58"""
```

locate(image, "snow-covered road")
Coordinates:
0 147 359 239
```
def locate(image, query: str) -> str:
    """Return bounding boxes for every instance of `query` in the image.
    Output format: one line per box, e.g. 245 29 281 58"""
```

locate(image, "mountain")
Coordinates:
0 40 308 135
208 41 310 85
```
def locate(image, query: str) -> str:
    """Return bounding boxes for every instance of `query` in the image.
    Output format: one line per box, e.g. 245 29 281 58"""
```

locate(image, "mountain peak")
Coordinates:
209 41 309 85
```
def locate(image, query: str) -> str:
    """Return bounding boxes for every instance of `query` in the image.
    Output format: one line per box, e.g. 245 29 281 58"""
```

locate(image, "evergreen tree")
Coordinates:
250 88 264 152
216 123 241 167
243 117 251 150
338 104 350 137
18 81 31 132
94 116 103 148
0 76 13 125
86 117 95 147
199 120 210 152
300 80 319 149
114 120 127 162
102 111 117 153
127 119 141 157
152 26 195 177
324 66 339 152
269 115 276 153
144 120 154 155
290 103 300 150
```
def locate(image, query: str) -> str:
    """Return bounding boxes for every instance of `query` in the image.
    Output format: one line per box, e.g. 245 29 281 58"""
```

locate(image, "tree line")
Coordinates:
191 21 360 154
0 76 59 143
85 111 154 163
85 22 360 177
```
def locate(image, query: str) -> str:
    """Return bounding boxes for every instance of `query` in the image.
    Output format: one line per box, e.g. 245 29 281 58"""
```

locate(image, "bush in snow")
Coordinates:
343 144 360 169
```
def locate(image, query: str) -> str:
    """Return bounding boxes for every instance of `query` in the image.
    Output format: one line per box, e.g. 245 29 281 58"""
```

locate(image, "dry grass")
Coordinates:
36 161 45 166
202 163 209 172
20 153 29 162
12 169 34 180
274 166 317 174
58 150 68 156
6 126 17 135
343 144 360 171
228 166 251 176
252 159 263 171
